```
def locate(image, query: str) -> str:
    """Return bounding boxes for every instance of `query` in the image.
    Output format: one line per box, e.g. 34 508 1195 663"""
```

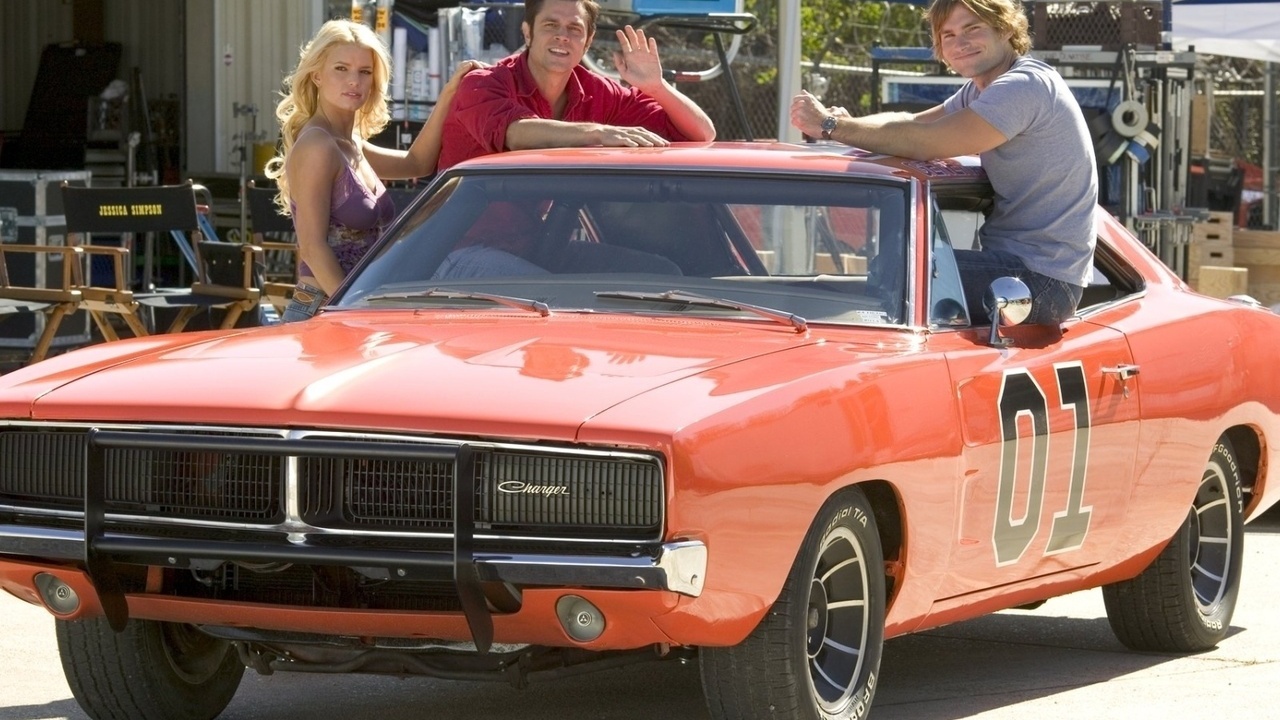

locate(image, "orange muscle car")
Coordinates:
1 143 1278 720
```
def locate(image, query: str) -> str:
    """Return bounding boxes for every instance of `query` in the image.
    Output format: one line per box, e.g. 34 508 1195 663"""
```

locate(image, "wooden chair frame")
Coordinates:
0 244 85 364
61 182 263 339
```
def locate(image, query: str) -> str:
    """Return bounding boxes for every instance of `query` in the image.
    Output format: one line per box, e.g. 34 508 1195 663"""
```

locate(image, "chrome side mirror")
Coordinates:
984 276 1032 347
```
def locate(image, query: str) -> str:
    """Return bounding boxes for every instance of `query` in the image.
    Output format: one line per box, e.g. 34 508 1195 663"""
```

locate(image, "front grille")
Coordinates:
479 452 663 530
301 454 454 529
0 426 664 540
106 449 281 521
0 431 85 504
0 430 282 522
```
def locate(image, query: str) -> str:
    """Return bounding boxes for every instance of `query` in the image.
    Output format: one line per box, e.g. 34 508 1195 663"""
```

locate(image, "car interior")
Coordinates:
345 172 911 325
344 171 1145 330
929 186 1145 328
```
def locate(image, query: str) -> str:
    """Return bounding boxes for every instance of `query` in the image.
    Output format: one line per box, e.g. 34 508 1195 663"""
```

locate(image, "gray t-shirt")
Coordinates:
943 56 1098 286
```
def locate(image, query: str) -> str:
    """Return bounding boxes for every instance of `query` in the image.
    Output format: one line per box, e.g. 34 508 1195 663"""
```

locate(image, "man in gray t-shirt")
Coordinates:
790 0 1098 325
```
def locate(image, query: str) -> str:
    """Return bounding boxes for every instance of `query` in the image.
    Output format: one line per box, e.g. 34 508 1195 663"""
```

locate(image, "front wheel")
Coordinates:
1103 438 1245 651
701 487 886 720
57 617 244 720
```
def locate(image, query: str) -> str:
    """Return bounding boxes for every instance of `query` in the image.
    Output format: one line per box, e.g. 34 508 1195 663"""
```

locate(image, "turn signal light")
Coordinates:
33 573 81 615
555 594 605 643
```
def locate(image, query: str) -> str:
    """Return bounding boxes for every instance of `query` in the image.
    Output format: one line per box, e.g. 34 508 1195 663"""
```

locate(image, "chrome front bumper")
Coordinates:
0 524 707 597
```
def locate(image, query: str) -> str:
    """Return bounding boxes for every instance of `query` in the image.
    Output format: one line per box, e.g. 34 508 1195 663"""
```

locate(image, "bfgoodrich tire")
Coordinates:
1103 438 1245 652
701 487 886 720
57 617 244 720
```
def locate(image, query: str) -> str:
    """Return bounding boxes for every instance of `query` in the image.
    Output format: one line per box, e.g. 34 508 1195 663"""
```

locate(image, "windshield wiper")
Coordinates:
595 289 807 333
362 287 550 317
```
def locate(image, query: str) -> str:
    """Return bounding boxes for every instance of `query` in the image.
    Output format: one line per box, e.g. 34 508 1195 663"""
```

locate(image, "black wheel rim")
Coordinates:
806 526 871 712
160 622 230 685
1189 464 1234 615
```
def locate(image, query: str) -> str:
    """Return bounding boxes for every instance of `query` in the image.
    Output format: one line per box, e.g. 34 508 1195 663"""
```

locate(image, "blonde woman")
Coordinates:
265 19 482 322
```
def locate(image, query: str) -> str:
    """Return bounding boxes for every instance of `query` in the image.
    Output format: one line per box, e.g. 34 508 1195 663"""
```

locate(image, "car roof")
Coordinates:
450 141 990 186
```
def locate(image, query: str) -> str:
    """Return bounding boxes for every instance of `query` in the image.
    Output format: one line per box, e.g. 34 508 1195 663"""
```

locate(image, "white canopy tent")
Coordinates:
1170 0 1279 225
1170 0 1280 63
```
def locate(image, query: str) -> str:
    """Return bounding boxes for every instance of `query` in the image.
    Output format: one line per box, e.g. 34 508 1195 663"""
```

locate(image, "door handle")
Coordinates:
1102 364 1140 397
1102 364 1140 380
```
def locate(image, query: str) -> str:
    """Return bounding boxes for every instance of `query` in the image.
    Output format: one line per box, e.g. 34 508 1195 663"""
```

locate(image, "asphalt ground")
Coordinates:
3 505 1279 720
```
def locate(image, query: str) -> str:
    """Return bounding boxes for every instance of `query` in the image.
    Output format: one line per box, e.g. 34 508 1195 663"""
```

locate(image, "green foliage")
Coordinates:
744 0 931 67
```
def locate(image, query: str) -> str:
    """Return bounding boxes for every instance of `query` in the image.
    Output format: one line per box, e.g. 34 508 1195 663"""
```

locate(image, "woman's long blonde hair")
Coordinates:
264 19 392 214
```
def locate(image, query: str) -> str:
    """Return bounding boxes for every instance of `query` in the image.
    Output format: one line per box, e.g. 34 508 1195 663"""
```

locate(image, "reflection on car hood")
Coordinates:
5 312 890 440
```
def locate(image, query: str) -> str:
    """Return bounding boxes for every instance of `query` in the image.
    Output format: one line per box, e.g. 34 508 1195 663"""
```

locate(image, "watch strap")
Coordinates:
820 115 837 140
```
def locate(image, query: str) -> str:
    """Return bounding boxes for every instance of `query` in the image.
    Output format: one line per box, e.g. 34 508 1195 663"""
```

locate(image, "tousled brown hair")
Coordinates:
927 0 1032 62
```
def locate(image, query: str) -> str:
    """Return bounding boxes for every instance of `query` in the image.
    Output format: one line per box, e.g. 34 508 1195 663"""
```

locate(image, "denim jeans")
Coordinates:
954 249 1084 326
280 282 328 324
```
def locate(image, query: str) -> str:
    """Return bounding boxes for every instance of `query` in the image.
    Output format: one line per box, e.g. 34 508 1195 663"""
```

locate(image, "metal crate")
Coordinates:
0 170 93 350
1029 1 1164 51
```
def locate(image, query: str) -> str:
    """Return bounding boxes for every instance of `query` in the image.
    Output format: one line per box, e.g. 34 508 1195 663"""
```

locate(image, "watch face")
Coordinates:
821 116 837 138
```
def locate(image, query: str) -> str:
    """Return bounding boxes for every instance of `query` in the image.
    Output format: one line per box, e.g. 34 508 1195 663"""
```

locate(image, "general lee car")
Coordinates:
1 143 1278 720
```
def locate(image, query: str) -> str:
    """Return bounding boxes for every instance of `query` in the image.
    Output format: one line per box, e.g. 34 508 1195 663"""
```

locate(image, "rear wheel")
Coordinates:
1103 439 1244 651
57 617 244 720
701 488 885 720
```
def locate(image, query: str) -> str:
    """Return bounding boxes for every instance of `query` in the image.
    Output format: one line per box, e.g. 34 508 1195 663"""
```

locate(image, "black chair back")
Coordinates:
61 182 200 235
245 184 293 234
199 242 252 288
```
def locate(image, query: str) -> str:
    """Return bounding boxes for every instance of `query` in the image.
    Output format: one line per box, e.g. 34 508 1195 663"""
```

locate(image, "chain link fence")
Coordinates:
1204 57 1270 167
592 0 934 141
619 0 1272 171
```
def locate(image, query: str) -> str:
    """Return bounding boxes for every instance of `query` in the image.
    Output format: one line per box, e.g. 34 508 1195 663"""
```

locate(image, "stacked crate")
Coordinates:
1233 229 1280 309
1186 211 1236 295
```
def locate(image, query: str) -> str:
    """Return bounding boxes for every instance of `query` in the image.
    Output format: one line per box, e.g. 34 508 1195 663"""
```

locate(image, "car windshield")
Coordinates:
338 170 910 326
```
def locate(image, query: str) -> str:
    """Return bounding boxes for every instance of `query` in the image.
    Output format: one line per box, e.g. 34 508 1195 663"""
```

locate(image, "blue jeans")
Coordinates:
954 249 1084 326
280 282 328 323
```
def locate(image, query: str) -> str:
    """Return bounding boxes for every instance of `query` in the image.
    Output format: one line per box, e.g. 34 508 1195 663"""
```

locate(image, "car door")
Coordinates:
921 184 1144 601
931 321 1141 600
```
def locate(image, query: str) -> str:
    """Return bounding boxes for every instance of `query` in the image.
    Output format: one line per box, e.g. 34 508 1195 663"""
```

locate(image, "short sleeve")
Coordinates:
965 68 1048 141
449 70 541 154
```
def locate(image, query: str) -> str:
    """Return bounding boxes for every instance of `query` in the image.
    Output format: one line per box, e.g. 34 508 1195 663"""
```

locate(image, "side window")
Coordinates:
1078 239 1143 311
930 202 971 327
940 209 983 251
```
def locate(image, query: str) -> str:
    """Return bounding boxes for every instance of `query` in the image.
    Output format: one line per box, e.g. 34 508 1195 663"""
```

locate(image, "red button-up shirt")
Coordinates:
437 51 687 171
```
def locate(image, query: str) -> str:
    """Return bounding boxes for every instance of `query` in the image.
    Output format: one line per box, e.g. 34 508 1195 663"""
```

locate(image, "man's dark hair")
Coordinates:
524 0 601 36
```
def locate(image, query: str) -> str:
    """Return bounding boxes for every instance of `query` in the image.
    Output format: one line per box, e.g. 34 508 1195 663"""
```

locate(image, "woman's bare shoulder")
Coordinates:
288 126 343 175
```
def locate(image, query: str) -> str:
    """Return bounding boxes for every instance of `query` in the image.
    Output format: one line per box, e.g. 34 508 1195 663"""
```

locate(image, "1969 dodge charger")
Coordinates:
1 143 1278 720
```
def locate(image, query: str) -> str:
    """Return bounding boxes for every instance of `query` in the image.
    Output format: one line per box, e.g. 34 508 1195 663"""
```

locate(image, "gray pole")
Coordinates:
1265 62 1277 229
777 0 803 142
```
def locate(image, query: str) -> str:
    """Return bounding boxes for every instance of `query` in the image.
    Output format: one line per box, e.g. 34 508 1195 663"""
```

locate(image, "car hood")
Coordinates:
0 311 895 441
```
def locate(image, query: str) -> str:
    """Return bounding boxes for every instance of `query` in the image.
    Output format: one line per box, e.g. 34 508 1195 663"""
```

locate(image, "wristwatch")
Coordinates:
820 114 838 140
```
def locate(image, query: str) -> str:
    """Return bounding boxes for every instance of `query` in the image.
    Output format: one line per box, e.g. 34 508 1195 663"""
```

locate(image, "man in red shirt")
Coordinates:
437 0 716 171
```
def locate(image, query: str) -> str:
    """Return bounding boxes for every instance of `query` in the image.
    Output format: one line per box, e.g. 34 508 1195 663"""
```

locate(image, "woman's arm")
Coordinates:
364 60 485 180
286 130 346 294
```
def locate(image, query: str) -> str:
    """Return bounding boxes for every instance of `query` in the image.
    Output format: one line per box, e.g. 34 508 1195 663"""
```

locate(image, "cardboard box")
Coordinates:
1195 265 1248 299
1232 229 1280 308
1186 211 1236 283
1186 240 1234 284
813 253 868 275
